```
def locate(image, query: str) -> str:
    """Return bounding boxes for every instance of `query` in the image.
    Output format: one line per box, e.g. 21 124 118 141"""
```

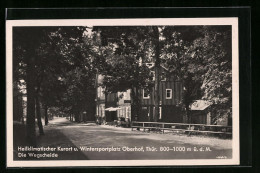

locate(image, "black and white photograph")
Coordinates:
6 18 239 167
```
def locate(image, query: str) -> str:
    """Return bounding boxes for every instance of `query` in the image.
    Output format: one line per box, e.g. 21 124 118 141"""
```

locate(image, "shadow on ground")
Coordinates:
13 122 88 160
13 117 232 160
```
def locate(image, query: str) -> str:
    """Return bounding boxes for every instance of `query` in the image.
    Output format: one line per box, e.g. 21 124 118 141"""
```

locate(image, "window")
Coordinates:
99 87 105 97
143 89 150 99
161 72 166 81
166 89 172 99
159 107 162 119
151 71 155 81
146 63 154 68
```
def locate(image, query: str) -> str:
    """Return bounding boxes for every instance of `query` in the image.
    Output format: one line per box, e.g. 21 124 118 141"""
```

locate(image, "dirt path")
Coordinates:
14 117 232 160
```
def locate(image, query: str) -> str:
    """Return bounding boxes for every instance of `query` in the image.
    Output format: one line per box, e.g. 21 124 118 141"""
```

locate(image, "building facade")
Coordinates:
96 64 186 124
96 75 106 123
116 90 132 121
136 65 185 123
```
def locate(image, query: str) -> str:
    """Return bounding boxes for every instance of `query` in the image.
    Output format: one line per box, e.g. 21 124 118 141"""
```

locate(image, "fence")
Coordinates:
131 121 232 137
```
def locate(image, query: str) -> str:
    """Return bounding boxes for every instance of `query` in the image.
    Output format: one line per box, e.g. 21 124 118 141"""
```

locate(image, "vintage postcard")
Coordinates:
6 18 239 167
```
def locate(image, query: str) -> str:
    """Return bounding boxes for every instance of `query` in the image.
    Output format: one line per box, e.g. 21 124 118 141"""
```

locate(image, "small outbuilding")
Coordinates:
190 100 212 125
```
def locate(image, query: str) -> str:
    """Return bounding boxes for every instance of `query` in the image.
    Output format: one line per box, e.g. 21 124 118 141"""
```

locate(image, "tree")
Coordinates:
13 27 48 145
13 26 93 144
161 26 232 123
198 26 232 123
43 27 97 122
92 26 158 120
151 26 161 122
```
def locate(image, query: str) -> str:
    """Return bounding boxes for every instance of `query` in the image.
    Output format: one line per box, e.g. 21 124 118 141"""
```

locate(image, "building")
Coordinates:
136 63 185 123
116 90 132 121
189 100 231 126
189 100 212 124
104 92 118 122
96 64 229 125
95 63 186 124
95 74 132 123
96 75 106 123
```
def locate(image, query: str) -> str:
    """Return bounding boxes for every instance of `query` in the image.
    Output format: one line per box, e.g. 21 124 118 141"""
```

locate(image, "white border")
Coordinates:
6 18 239 167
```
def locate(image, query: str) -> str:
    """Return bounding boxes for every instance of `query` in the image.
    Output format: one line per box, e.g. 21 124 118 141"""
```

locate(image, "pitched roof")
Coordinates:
190 100 212 110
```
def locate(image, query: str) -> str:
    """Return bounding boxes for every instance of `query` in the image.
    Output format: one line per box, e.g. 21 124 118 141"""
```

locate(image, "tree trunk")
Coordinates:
26 57 37 146
44 105 48 125
105 92 108 122
74 111 80 122
25 48 38 146
35 94 44 135
75 114 78 122
135 87 141 120
185 104 191 124
131 87 141 121
153 26 160 122
95 72 99 122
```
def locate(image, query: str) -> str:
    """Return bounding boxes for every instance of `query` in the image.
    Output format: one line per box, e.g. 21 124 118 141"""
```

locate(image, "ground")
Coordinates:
14 117 232 160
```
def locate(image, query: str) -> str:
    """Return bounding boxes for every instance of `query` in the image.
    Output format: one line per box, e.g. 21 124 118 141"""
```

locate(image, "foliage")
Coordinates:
13 26 97 123
40 27 97 119
13 25 233 129
92 26 158 119
161 26 232 122
92 26 155 92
